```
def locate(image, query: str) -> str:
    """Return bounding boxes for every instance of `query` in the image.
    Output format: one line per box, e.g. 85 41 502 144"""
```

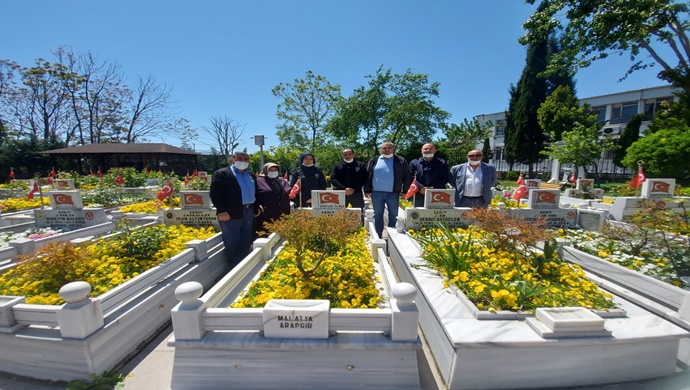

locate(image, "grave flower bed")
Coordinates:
558 227 688 288
119 197 180 214
1 196 49 211
411 225 617 313
232 228 382 309
0 223 216 305
0 227 62 250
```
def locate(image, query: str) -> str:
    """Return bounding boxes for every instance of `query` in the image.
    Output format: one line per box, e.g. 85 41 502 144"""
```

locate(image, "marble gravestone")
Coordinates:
309 190 362 223
164 190 219 229
34 190 108 229
404 189 474 230
508 189 577 229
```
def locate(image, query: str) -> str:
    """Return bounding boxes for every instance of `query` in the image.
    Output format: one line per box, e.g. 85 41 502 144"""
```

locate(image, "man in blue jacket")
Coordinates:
448 149 497 208
210 152 262 266
408 142 449 207
364 142 411 238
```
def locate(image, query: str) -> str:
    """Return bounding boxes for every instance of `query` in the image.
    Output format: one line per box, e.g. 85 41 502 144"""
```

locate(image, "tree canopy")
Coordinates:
521 0 690 97
622 125 690 179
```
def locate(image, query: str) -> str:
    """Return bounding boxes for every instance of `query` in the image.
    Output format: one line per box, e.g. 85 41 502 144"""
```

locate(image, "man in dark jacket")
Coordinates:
330 148 367 209
289 152 327 208
408 142 449 207
210 151 261 265
364 142 411 238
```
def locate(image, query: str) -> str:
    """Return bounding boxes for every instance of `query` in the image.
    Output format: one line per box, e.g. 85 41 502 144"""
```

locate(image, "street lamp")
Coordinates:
254 135 265 167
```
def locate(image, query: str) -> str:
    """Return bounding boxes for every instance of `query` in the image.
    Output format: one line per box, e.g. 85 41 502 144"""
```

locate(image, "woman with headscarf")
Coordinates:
288 152 327 208
255 163 292 234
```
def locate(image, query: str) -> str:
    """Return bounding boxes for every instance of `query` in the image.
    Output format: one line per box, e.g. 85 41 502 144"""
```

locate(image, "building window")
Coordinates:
643 97 673 121
591 105 607 124
610 102 639 124
493 147 503 161
495 120 505 137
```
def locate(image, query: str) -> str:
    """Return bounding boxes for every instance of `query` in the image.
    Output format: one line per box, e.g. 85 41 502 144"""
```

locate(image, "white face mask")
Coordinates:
468 160 481 166
233 161 249 170
267 171 279 178
381 154 394 159
302 163 314 167
344 158 354 163
423 153 434 158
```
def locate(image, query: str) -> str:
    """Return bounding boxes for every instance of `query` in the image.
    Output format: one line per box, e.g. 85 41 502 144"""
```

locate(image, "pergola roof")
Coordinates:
44 143 200 155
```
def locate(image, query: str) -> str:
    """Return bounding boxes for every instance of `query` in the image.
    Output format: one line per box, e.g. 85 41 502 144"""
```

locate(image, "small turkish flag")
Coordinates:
9 169 14 180
516 173 524 185
97 168 103 178
184 174 189 185
404 179 420 200
115 174 124 185
46 177 53 185
283 171 288 180
192 169 198 177
49 168 56 178
289 180 301 198
319 192 339 204
27 181 39 200
569 172 576 184
513 184 528 201
54 194 75 205
630 167 646 188
156 181 174 201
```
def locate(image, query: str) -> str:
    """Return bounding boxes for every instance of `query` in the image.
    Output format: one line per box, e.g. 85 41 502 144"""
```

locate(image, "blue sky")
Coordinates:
2 1 670 154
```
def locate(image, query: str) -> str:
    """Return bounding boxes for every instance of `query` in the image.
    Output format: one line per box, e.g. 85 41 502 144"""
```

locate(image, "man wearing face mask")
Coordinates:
364 141 412 238
289 152 327 208
210 151 262 266
330 148 367 209
408 143 449 207
448 149 497 208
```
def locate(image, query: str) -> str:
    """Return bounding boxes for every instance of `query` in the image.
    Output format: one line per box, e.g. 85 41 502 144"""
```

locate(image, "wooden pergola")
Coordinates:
43 143 200 175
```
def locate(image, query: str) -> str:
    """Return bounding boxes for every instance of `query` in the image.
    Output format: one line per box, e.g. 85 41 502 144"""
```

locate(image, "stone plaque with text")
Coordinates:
34 208 108 229
405 207 473 230
310 208 362 225
164 209 220 229
508 208 577 228
263 299 330 339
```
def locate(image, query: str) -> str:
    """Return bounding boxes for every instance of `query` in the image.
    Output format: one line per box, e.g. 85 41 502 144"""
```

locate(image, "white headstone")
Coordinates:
641 178 675 199
423 189 455 209
311 190 346 208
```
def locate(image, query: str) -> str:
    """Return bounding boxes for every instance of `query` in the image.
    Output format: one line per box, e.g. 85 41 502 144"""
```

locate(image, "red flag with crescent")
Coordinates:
183 193 204 206
184 173 189 185
516 173 524 185
54 193 75 205
115 174 124 185
156 181 174 201
430 191 452 204
651 180 670 192
289 180 301 198
404 179 420 200
569 172 576 184
513 184 528 200
192 169 198 177
49 168 56 178
630 167 646 188
535 191 558 205
46 177 53 185
27 181 39 200
319 192 339 205
97 167 103 178
9 169 14 180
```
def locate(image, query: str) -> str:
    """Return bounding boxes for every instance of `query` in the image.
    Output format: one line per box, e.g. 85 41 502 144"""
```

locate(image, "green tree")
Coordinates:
522 0 690 98
273 70 342 151
539 85 614 179
482 137 492 163
504 37 550 176
326 67 450 155
622 125 690 180
438 118 492 166
613 113 643 168
537 85 591 142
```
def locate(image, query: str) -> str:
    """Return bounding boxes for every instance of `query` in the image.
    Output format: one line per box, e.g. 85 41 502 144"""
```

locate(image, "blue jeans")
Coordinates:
370 191 399 238
219 207 255 265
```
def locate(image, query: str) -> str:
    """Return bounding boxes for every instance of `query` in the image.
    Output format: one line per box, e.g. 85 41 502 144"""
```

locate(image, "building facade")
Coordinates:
475 85 678 180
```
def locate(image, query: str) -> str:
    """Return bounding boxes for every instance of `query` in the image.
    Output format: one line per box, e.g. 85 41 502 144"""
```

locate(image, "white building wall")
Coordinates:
474 85 679 179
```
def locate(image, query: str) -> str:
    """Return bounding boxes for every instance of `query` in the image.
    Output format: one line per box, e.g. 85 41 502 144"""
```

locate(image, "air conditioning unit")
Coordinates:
602 126 622 135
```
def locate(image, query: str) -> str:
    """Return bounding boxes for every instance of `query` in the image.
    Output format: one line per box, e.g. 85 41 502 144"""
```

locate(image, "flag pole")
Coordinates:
35 174 45 208
298 178 302 209
635 160 644 197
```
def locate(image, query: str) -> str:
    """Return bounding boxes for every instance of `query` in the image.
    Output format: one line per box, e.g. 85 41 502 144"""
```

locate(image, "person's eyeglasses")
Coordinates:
467 154 482 158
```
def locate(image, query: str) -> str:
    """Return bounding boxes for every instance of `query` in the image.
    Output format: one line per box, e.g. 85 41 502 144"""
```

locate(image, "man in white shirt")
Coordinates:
448 149 497 208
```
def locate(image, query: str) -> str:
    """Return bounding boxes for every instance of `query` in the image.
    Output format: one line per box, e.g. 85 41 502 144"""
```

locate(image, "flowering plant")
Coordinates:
410 209 616 313
232 228 381 309
0 223 216 305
